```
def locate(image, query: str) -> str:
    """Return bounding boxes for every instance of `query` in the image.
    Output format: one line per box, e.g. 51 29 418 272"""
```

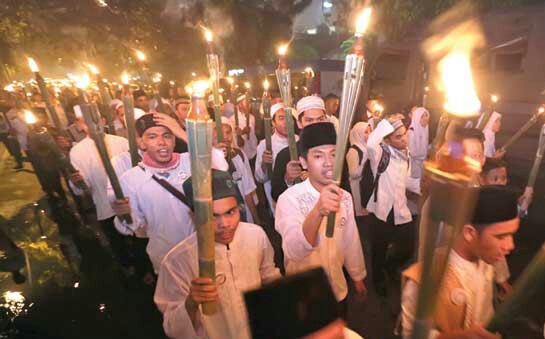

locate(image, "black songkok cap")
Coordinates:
244 268 339 339
472 185 518 225
300 122 337 154
135 114 166 137
133 89 148 101
182 170 243 210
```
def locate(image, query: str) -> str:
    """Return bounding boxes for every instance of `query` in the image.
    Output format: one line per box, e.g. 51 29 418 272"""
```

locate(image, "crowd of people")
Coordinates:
0 83 541 339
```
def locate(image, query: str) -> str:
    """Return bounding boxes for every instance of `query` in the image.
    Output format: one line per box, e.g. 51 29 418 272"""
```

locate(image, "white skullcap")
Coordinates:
236 94 246 104
110 99 122 109
223 102 234 118
296 95 325 117
133 108 146 120
115 102 124 110
270 103 285 119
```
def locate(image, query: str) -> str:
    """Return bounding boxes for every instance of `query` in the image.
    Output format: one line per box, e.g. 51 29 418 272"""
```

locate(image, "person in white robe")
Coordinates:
275 122 367 306
402 186 519 339
324 93 340 132
408 107 430 179
346 121 371 217
255 103 299 214
482 112 503 158
228 94 258 161
154 170 280 339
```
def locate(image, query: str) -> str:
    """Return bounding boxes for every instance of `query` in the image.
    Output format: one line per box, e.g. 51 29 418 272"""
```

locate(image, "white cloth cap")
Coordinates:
133 108 146 120
270 103 285 119
296 95 325 117
110 99 123 109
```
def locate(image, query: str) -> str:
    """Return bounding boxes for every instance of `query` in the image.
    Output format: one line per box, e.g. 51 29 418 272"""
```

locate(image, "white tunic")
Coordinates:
328 114 340 132
154 222 280 339
366 120 420 225
228 111 258 159
113 153 194 272
69 135 129 220
254 133 298 213
275 179 366 301
401 250 495 339
229 150 257 223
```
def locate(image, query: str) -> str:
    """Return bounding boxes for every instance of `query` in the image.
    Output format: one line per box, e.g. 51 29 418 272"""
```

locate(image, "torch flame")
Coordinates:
304 67 315 78
135 50 146 61
244 82 251 89
191 80 209 98
27 58 39 73
153 73 162 83
24 110 37 124
439 52 481 117
263 79 269 90
355 7 372 37
4 84 15 92
226 77 234 85
491 94 498 103
203 28 213 43
67 73 91 89
539 106 545 114
277 44 288 56
121 72 130 85
85 63 99 74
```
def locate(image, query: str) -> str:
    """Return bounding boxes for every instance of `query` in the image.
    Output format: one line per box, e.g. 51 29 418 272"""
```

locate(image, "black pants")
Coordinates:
369 211 415 287
99 217 132 268
0 133 23 166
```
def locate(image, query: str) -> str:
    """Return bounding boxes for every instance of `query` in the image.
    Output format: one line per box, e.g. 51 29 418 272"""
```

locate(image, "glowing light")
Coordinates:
135 50 146 61
191 80 209 98
68 73 91 89
263 79 269 91
491 94 498 103
373 103 384 113
226 77 234 85
24 110 37 124
355 7 372 37
424 86 430 92
96 0 108 7
539 106 545 114
277 44 288 56
74 282 80 288
27 58 39 73
203 27 213 43
85 63 99 74
121 72 130 85
2 291 26 317
152 73 162 83
439 52 481 117
4 84 15 92
244 82 251 89
191 72 197 77
169 80 175 86
304 67 314 78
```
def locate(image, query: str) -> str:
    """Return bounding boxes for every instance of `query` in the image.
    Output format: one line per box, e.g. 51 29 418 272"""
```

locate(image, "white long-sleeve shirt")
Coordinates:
365 120 420 225
254 133 297 213
346 145 368 217
69 135 129 220
228 111 257 159
401 250 495 339
229 149 258 223
275 179 366 301
154 222 280 339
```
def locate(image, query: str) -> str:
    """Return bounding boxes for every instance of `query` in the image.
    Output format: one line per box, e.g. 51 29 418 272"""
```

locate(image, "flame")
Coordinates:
27 57 39 73
185 84 193 96
169 80 175 86
135 50 146 61
191 72 197 77
121 72 130 85
304 67 314 77
373 103 384 113
85 63 99 74
191 80 209 97
424 86 430 92
263 79 269 90
226 77 234 85
244 82 251 89
277 44 288 56
4 84 15 92
24 110 37 124
152 73 162 83
68 73 91 89
439 52 481 116
539 106 545 114
203 27 213 42
491 94 498 103
355 7 372 36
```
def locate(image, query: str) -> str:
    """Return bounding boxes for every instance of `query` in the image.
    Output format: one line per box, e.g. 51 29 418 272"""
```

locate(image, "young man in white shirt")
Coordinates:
154 170 280 339
324 93 340 132
275 122 367 317
366 115 420 296
229 94 258 162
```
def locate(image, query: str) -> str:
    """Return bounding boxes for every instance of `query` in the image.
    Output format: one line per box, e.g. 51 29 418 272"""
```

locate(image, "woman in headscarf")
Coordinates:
482 111 502 158
408 107 429 179
346 121 372 217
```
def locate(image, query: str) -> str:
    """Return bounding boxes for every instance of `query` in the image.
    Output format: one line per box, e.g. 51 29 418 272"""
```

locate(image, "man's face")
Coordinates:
272 109 288 137
140 126 175 164
222 124 233 146
463 138 485 167
213 196 240 245
238 100 249 113
385 126 408 150
324 98 339 116
492 118 502 133
420 111 430 128
176 103 190 122
482 167 507 186
135 95 150 111
116 106 125 120
468 218 519 265
297 109 326 129
300 144 336 187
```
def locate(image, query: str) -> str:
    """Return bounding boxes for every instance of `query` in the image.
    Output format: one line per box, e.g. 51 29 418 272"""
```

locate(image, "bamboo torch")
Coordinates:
517 123 545 216
186 80 217 315
325 7 372 238
244 81 251 136
86 63 116 135
203 28 224 143
27 58 65 134
429 113 451 160
475 94 498 130
275 44 298 162
228 77 245 147
500 106 545 151
304 67 315 96
262 79 273 177
411 17 485 339
121 72 140 166
486 243 545 332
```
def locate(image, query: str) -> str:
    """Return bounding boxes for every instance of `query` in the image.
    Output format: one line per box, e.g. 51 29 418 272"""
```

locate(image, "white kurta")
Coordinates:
112 153 194 272
401 250 495 339
111 150 143 177
275 179 366 301
229 150 257 223
154 222 280 339
228 111 258 159
69 135 129 220
366 120 419 225
254 133 297 213
408 108 429 179
328 114 340 132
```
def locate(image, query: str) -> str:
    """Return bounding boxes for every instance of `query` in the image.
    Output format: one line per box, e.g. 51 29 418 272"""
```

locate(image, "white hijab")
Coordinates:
349 121 370 151
408 107 429 158
483 111 501 157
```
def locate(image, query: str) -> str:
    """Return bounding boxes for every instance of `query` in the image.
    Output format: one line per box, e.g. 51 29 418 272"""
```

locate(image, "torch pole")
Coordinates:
526 124 545 188
500 108 545 151
80 103 132 224
122 93 140 167
206 52 224 142
262 90 273 177
34 72 64 135
186 85 217 315
97 75 117 135
275 52 298 162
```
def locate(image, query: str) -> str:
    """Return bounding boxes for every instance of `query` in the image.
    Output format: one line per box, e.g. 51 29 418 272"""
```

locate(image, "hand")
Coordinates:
497 281 513 302
438 324 501 339
111 197 131 217
353 280 367 302
188 277 218 305
153 113 186 139
493 148 506 159
262 150 273 165
70 171 84 185
285 160 302 184
316 184 343 216
518 186 533 212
